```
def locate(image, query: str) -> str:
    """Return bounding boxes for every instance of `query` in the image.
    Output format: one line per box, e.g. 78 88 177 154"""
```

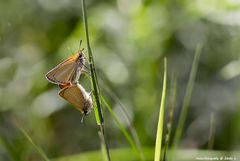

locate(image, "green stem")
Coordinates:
101 96 141 159
171 44 202 160
15 123 50 161
208 112 215 150
81 0 110 161
154 58 167 161
162 74 177 161
81 0 103 124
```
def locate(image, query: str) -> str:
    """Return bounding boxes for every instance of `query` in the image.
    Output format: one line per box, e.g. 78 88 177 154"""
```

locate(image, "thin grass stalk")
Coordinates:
154 58 167 161
208 112 215 149
171 44 202 158
113 99 145 160
101 96 143 160
0 136 20 161
99 80 145 160
81 0 110 161
89 71 145 160
118 105 144 160
81 0 103 124
118 105 145 160
15 123 50 161
162 74 177 161
98 129 109 161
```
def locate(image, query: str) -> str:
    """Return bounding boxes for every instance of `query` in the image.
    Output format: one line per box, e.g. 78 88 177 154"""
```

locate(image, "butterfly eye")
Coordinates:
84 110 88 115
78 53 83 58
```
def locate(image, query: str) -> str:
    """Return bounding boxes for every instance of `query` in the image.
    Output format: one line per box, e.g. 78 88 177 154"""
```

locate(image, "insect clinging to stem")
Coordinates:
58 83 93 116
45 40 88 85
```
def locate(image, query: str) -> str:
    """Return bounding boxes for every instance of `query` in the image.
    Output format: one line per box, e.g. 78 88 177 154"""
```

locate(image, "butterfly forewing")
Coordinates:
45 53 82 85
59 84 91 114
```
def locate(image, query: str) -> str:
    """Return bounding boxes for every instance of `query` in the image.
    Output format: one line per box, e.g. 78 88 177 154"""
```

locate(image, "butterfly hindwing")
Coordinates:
59 84 86 113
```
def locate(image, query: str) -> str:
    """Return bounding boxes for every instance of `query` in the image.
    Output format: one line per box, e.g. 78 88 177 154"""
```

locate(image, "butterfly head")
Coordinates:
83 107 92 116
82 96 93 115
76 50 86 65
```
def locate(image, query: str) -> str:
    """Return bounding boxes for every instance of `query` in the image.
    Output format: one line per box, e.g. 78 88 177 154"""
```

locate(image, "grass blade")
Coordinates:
154 58 167 161
162 74 177 161
81 0 110 160
98 127 110 161
15 123 50 161
0 136 21 161
99 79 145 160
208 112 215 150
101 96 143 160
81 0 103 125
172 44 202 158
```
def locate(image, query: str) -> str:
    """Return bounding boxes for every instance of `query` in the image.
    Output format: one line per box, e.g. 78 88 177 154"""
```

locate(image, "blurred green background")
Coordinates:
0 0 240 160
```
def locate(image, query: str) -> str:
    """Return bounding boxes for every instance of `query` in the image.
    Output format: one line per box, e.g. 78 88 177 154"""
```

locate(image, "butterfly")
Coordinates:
58 83 93 115
45 51 85 85
45 41 87 85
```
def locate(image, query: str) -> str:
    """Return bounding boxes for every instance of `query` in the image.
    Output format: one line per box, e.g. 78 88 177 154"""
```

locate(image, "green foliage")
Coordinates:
172 44 202 158
16 123 50 161
154 58 167 161
0 0 240 160
81 0 110 160
162 74 177 161
102 96 143 160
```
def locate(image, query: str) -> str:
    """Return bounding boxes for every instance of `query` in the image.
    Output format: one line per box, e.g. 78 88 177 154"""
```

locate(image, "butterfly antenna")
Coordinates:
79 40 83 52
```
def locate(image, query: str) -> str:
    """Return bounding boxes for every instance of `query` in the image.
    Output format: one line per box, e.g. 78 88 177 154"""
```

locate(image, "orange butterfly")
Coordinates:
59 83 93 115
45 41 93 116
45 49 86 85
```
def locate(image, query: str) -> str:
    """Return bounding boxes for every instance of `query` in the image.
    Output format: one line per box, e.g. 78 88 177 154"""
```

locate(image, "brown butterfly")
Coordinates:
45 51 85 85
59 83 93 115
45 40 87 85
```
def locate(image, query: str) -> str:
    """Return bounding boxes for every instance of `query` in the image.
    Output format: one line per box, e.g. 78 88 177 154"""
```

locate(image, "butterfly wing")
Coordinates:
45 54 78 85
59 84 86 113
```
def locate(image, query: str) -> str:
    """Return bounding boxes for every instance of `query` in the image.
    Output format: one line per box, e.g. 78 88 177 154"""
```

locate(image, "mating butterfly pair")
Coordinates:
45 45 93 115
